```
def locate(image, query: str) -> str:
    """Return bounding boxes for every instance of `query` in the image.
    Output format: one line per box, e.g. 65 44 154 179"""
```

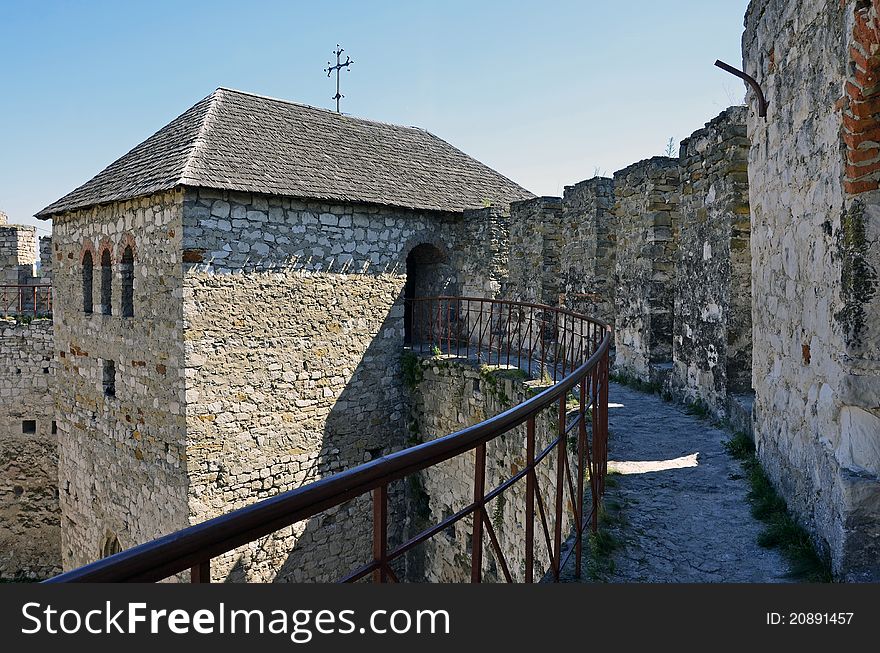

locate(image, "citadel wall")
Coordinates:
0 319 58 579
0 222 37 283
612 158 680 384
670 107 753 425
406 356 569 582
52 190 190 570
744 0 880 579
0 216 58 579
506 178 615 324
179 188 508 581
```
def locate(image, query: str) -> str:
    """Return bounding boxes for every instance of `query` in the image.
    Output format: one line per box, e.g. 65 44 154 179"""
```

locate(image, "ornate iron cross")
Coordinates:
324 45 354 113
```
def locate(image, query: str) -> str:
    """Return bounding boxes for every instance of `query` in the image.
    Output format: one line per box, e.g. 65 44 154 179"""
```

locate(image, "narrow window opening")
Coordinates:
82 251 93 314
51 421 57 435
21 420 36 434
101 534 122 558
121 245 134 317
103 360 116 397
100 249 112 315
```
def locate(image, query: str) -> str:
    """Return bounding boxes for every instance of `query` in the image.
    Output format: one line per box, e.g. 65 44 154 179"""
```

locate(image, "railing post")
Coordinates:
471 443 486 583
600 347 609 495
591 358 600 534
553 394 565 580
525 415 535 583
576 377 587 579
190 560 210 583
373 484 389 583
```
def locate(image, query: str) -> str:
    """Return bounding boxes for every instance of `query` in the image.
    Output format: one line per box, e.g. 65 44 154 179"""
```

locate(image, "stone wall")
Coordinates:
406 355 573 582
39 236 52 282
745 0 880 580
0 223 37 283
506 179 615 324
51 190 190 570
0 319 59 579
179 188 508 581
612 158 680 383
670 107 752 421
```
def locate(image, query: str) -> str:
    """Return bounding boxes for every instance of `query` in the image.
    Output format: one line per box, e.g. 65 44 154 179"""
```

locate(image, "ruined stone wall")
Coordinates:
745 0 880 580
612 158 680 384
0 319 59 579
559 179 616 322
406 355 573 582
670 107 751 419
506 180 615 324
180 188 507 581
39 236 52 283
0 224 37 283
506 197 564 305
51 190 189 570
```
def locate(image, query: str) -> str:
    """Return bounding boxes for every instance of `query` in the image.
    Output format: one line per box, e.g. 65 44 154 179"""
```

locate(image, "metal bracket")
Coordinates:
715 60 768 119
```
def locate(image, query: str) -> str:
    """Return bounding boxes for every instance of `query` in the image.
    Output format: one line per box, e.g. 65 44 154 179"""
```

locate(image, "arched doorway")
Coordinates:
404 243 452 345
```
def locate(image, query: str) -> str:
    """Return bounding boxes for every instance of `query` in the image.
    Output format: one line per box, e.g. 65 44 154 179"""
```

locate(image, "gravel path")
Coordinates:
561 382 790 583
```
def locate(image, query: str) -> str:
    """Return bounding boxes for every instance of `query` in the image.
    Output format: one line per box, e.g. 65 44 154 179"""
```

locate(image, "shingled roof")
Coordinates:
37 88 533 218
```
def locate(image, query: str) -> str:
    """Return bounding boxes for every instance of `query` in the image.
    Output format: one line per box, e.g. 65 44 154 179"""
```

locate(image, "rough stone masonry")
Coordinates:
670 106 753 430
612 157 680 385
34 87 532 581
8 0 878 581
744 0 880 580
0 215 58 580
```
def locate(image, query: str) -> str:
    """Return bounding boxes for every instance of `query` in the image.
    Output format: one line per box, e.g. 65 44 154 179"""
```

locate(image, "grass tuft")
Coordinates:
610 371 662 395
723 433 832 582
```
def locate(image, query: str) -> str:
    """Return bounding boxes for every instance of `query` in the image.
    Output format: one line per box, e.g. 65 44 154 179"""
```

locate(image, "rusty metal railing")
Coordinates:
0 284 52 319
46 296 611 583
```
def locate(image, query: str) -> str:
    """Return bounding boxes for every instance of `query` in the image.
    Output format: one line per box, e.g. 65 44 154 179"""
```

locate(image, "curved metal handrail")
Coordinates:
47 296 611 583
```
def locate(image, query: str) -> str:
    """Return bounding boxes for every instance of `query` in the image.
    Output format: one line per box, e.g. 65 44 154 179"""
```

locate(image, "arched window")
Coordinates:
82 251 93 314
101 533 122 558
100 249 112 315
121 245 134 317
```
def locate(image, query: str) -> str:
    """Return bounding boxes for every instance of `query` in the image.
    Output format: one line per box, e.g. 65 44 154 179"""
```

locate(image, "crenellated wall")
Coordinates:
670 107 752 424
612 158 680 384
0 215 59 580
505 179 615 324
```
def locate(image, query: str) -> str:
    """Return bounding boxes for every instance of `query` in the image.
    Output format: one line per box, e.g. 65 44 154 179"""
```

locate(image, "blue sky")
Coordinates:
0 0 749 232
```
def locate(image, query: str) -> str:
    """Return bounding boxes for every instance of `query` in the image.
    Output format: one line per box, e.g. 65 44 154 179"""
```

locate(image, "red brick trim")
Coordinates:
97 237 114 264
844 1 880 194
118 233 137 261
80 239 96 264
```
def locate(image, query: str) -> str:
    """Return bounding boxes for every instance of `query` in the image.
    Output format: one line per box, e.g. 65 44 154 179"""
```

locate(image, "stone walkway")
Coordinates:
561 382 790 583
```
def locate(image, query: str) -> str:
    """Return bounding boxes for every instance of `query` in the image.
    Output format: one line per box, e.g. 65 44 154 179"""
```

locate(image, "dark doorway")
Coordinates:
404 244 450 345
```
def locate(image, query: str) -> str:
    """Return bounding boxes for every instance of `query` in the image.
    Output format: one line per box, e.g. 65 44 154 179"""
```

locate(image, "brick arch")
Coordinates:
117 233 137 261
79 239 97 263
844 0 880 195
97 237 114 264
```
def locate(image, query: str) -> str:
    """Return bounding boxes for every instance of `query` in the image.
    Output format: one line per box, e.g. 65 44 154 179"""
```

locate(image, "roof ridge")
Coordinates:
37 88 534 218
178 89 222 186
214 86 430 133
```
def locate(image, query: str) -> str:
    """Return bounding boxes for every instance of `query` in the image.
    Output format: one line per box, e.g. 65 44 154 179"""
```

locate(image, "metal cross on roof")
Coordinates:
324 45 354 113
